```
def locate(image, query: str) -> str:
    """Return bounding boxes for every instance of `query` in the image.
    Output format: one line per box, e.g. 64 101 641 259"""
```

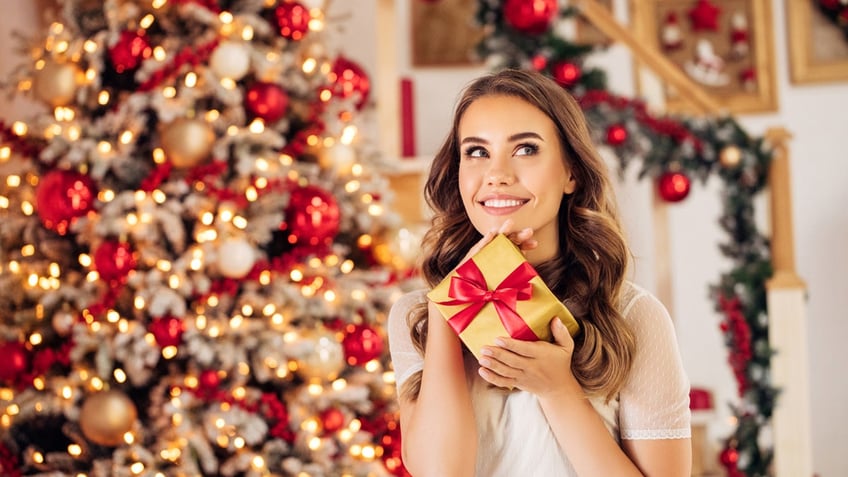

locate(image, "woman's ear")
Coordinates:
563 173 576 195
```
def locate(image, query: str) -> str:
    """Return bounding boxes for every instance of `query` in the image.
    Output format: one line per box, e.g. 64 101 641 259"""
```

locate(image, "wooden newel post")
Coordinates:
763 127 811 477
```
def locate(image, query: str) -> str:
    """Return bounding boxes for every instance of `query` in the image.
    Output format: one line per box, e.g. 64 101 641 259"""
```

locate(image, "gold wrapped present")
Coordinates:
426 234 579 360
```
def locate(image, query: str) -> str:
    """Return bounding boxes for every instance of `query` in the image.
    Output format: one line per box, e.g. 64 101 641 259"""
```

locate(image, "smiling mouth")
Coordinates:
481 199 529 208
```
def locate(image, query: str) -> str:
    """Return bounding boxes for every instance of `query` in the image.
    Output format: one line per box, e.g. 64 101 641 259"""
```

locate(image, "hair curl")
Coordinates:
402 69 635 402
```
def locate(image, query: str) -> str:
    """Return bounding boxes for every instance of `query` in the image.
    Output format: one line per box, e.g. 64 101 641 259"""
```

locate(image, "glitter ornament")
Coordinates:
109 30 152 73
283 185 341 247
503 0 558 35
0 342 29 383
94 240 137 282
160 118 216 168
275 2 311 41
342 323 384 366
246 81 289 123
79 390 138 447
297 328 345 381
36 169 97 235
33 60 83 107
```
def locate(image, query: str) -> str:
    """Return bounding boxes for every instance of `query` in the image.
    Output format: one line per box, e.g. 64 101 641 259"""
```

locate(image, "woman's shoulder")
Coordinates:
618 281 670 323
388 289 428 327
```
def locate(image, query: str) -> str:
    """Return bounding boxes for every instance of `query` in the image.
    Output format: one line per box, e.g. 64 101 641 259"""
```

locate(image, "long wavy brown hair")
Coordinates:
401 69 635 402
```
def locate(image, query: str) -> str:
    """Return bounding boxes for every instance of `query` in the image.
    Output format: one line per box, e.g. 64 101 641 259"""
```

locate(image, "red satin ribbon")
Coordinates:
438 259 539 341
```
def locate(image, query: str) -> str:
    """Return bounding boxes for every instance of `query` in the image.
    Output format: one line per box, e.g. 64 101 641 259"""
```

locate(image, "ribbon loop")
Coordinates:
437 259 539 341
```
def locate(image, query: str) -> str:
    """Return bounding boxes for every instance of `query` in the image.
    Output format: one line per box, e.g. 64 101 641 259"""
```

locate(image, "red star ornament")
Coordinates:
688 0 721 31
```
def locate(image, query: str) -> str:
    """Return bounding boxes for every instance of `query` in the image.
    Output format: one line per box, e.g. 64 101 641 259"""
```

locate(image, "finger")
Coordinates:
550 318 574 347
477 365 516 390
493 336 538 358
518 238 538 251
463 229 497 262
480 345 529 370
497 219 515 236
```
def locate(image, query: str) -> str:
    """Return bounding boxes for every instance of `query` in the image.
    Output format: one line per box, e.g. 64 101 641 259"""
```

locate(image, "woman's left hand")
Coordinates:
477 318 582 399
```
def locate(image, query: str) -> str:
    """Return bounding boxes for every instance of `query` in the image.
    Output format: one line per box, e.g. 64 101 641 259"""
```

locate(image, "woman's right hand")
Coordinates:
461 219 538 264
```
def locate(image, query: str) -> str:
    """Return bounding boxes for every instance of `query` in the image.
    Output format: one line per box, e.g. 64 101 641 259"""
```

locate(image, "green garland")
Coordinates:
473 2 777 475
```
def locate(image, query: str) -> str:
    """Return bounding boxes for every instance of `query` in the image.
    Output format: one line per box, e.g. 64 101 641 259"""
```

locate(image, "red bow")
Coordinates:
438 259 539 341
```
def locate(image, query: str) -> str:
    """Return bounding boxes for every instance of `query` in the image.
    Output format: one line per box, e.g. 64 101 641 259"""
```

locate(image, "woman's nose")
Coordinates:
485 158 515 186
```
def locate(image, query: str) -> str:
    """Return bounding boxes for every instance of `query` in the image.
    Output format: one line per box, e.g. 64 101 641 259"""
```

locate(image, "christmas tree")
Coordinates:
0 1 410 475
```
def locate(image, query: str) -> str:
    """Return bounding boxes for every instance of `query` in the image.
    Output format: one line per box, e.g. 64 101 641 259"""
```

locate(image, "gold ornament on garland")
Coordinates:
160 117 216 168
719 145 742 168
33 60 84 107
79 390 138 447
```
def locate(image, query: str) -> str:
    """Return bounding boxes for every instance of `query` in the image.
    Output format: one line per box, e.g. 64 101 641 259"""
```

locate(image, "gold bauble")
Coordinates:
296 328 346 381
719 146 742 168
33 60 84 107
160 118 216 168
79 390 138 447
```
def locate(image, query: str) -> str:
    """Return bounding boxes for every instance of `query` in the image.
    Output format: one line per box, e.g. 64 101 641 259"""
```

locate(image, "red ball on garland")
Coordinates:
503 0 558 35
320 407 345 433
246 82 289 123
606 124 628 146
342 323 384 366
94 240 137 283
328 56 371 109
720 445 739 467
198 369 221 392
550 61 582 88
657 171 691 202
0 342 29 383
110 29 152 73
282 185 340 247
276 2 311 41
36 169 97 235
149 316 185 348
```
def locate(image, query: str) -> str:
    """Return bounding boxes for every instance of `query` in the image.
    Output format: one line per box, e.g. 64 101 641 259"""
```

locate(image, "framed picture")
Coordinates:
787 0 848 84
410 0 484 67
632 0 777 114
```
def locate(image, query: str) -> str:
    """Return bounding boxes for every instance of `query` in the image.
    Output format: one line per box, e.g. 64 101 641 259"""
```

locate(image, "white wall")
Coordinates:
2 1 846 475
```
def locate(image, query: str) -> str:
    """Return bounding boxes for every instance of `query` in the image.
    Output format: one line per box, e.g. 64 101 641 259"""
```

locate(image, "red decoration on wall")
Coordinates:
605 124 628 146
550 61 581 88
688 0 721 31
657 171 691 202
400 78 416 157
503 0 558 35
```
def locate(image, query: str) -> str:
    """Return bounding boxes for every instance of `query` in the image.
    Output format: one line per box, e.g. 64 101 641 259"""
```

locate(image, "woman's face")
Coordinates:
457 94 576 263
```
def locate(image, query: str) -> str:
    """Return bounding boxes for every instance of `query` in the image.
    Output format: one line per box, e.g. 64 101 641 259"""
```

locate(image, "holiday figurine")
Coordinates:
660 12 683 51
729 12 750 59
684 39 730 87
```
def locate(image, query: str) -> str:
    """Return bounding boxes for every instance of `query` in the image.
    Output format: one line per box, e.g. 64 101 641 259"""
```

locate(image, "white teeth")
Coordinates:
483 199 524 208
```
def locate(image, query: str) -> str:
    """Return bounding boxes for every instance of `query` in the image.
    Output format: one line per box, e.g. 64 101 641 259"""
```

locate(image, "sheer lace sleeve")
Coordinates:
618 286 691 440
387 290 427 391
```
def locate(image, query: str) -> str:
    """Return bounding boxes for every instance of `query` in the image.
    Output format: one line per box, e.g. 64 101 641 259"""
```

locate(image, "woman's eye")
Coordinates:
464 147 488 158
515 144 539 156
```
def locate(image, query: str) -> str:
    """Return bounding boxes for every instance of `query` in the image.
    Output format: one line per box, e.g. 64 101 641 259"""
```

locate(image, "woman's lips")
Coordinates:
478 197 529 215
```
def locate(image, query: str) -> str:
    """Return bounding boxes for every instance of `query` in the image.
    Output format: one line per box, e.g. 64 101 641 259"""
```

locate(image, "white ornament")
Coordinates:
217 238 256 278
684 39 730 87
52 310 76 336
209 41 251 80
322 142 356 173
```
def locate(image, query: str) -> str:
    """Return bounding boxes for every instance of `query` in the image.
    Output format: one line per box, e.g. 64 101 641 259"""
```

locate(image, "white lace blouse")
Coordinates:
387 282 691 476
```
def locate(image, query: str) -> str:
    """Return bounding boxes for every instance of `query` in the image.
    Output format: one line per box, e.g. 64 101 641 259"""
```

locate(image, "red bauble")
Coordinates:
149 316 185 348
282 185 340 247
719 446 739 467
320 408 345 433
198 369 221 392
503 0 558 35
657 171 691 202
275 2 311 41
342 323 384 366
0 342 29 383
110 30 152 73
380 420 410 476
328 56 371 109
605 124 628 146
36 169 97 235
550 61 582 88
94 240 137 283
246 82 289 123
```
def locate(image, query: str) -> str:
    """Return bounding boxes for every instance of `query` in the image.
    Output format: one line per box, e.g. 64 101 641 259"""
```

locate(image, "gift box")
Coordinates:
427 234 579 360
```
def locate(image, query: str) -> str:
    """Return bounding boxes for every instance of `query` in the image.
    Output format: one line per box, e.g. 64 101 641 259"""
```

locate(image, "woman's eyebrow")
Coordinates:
460 132 544 145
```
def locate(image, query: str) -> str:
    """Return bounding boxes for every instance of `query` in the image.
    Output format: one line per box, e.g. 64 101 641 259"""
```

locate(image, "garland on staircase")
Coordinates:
472 1 777 475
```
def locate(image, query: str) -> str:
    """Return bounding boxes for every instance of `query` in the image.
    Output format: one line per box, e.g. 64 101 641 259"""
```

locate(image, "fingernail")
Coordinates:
479 358 491 367
494 338 506 347
480 347 493 356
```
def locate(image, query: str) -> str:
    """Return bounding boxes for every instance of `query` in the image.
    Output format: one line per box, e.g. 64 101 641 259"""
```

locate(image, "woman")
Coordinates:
387 69 691 476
